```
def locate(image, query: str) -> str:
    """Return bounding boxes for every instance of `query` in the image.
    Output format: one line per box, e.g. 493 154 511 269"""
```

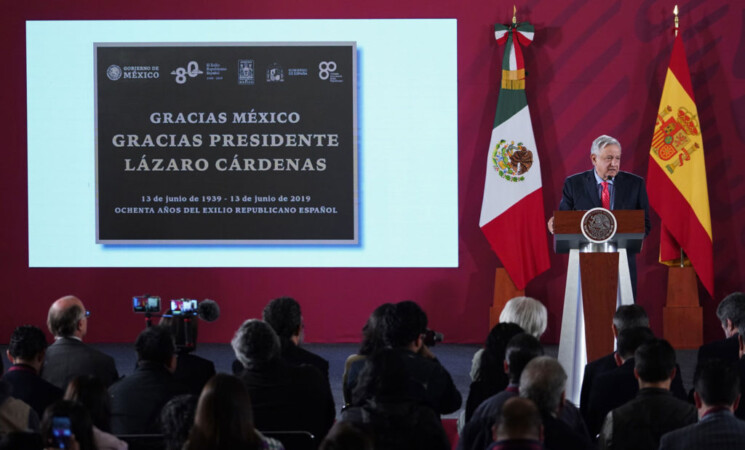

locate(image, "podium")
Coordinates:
553 209 645 403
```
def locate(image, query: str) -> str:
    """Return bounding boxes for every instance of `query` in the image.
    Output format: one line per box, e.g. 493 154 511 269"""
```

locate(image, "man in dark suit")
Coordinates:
109 326 188 434
659 359 745 450
2 325 62 417
696 292 745 365
41 295 119 389
579 304 649 419
548 135 650 293
232 319 335 445
597 339 696 450
519 356 593 450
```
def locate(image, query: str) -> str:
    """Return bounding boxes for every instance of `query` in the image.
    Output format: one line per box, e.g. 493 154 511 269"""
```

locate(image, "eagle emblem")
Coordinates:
491 139 533 182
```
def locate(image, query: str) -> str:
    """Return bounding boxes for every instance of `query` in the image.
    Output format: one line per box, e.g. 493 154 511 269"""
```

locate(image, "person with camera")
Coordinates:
345 300 462 415
159 309 216 396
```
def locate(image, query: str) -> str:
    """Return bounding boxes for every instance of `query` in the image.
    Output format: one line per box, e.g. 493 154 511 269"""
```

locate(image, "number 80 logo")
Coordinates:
318 61 337 80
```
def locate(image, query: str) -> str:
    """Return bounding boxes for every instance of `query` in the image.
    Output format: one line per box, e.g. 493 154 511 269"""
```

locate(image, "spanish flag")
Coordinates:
647 32 714 296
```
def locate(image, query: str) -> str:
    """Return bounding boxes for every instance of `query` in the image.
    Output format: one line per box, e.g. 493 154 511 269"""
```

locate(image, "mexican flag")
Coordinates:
479 22 550 290
647 32 714 296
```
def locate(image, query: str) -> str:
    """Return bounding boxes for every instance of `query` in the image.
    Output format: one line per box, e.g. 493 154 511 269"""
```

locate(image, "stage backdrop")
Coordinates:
3 0 745 345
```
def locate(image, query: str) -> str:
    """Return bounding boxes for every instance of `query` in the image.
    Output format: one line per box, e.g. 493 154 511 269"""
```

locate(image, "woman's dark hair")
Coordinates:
40 400 96 450
184 374 261 450
160 394 198 450
63 375 112 432
476 323 524 384
358 303 396 355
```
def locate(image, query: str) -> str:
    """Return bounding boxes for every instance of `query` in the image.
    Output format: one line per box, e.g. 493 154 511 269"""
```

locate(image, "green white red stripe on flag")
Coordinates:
480 21 549 290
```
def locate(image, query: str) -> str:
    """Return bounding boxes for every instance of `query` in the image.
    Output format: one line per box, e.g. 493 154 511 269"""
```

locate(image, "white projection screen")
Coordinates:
27 19 458 268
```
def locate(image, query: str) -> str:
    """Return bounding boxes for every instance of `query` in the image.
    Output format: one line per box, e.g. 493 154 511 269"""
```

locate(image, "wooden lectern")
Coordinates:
553 209 646 403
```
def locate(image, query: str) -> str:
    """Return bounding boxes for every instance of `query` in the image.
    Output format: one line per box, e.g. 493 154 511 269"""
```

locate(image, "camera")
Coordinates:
133 296 161 313
423 329 444 347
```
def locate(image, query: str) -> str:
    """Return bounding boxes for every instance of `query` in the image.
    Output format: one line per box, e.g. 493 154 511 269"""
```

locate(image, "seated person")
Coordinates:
486 397 544 450
660 359 745 450
342 303 396 406
42 296 119 389
464 323 524 424
159 312 216 395
3 325 62 417
0 379 39 434
40 400 95 450
231 319 334 445
109 326 188 434
340 349 450 450
598 339 696 450
183 374 284 450
519 357 593 450
346 301 462 415
160 394 198 450
64 375 127 450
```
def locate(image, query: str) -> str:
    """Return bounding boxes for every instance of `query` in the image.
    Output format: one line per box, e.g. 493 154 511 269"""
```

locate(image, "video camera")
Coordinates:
133 295 220 353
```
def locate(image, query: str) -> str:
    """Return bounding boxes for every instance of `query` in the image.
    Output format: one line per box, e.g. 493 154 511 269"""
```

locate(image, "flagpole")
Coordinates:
513 5 517 25
674 5 684 267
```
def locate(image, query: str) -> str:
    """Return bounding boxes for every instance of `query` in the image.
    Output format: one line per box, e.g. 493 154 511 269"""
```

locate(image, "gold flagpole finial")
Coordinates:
512 5 517 25
674 5 679 36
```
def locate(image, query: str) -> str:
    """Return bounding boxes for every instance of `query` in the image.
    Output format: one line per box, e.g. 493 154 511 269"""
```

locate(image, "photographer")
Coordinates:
346 301 461 415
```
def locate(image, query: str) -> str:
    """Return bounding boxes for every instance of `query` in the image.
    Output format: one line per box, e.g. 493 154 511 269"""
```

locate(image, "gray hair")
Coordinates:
590 135 622 156
718 292 745 328
519 356 567 415
499 297 548 338
231 319 280 369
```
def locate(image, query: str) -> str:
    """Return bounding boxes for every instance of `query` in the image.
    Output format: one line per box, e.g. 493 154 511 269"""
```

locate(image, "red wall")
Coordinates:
3 0 745 345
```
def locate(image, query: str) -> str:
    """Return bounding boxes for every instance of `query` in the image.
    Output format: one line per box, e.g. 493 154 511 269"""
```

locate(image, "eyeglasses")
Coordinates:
82 310 91 319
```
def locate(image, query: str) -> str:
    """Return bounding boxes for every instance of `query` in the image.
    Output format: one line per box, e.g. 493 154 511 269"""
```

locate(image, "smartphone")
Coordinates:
51 416 72 449
133 295 161 313
171 299 197 315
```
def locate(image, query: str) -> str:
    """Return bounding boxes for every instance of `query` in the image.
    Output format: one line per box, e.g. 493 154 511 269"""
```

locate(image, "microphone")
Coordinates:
606 175 614 181
198 299 220 322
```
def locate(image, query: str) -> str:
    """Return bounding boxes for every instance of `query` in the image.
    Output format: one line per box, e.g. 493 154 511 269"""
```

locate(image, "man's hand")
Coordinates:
418 344 436 360
547 216 555 234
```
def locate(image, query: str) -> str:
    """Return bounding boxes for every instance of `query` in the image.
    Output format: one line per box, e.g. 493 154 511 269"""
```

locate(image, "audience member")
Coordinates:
39 400 95 450
659 359 745 450
319 421 374 450
160 394 198 450
341 349 450 450
346 301 462 415
459 333 545 450
597 339 696 450
159 312 216 395
579 304 648 417
109 326 187 434
470 297 547 382
487 397 544 450
734 317 745 419
697 292 745 365
64 375 127 450
585 326 654 437
0 379 38 434
579 305 686 421
184 374 284 450
342 303 396 405
2 325 62 417
519 357 592 450
42 295 119 389
232 319 334 445
464 323 524 424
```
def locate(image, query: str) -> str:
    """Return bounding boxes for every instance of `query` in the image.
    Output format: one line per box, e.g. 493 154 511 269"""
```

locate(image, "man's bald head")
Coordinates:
47 295 87 338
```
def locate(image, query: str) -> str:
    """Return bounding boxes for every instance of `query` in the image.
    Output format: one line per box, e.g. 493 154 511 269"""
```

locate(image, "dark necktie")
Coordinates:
601 181 610 209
